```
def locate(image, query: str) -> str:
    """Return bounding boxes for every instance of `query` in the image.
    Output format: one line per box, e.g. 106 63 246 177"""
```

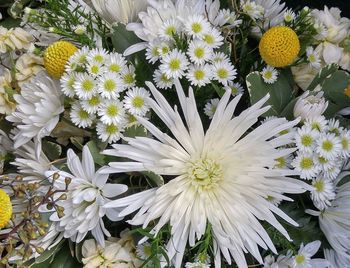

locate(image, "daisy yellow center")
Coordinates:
300 157 313 170
143 245 152 257
263 71 273 79
345 85 350 97
342 137 349 149
93 55 104 63
107 105 118 117
88 96 100 106
313 180 325 192
132 96 144 108
311 122 321 131
275 157 286 168
67 78 75 89
104 79 116 92
217 68 228 79
309 54 316 62
0 189 12 229
188 158 223 190
169 58 181 71
106 124 118 134
161 46 170 54
191 22 202 33
44 41 78 78
318 156 328 164
161 73 172 82
230 86 238 95
78 55 87 64
301 135 313 147
124 73 135 84
259 26 300 67
78 109 89 119
90 65 100 74
194 47 205 59
322 140 333 152
295 254 306 264
82 80 94 92
203 34 214 44
194 70 205 80
165 26 176 36
109 63 121 73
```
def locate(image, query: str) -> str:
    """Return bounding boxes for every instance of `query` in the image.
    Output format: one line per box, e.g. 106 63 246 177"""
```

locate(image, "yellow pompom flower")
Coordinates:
44 41 78 78
345 85 350 97
259 26 300 67
0 189 12 229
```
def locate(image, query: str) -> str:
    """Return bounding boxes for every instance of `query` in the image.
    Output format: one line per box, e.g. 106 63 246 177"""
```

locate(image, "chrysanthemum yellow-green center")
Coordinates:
313 180 325 192
295 254 305 264
217 68 228 79
104 79 116 92
88 96 100 106
300 157 313 169
188 158 223 190
106 124 118 134
203 34 214 44
123 73 135 84
169 59 181 71
194 47 205 59
0 189 12 229
82 80 94 92
132 96 144 108
165 26 176 36
107 105 118 117
301 135 313 147
191 23 202 33
78 109 89 119
322 140 333 152
194 70 205 80
109 63 121 73
93 54 104 63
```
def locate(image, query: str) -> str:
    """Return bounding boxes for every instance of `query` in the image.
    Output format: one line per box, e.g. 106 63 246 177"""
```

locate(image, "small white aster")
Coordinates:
159 18 182 40
86 62 105 77
136 242 153 261
187 40 213 65
186 64 212 87
81 95 102 114
87 48 108 64
121 65 136 89
65 46 89 72
241 0 264 20
292 152 320 180
339 129 350 158
153 69 174 89
316 133 342 160
295 126 319 153
184 14 211 38
97 73 124 100
202 27 224 49
224 81 244 96
304 116 328 132
96 121 125 144
159 49 189 79
98 100 126 125
311 176 336 210
284 9 296 23
203 98 220 119
60 73 77 98
156 42 172 58
123 87 151 116
261 66 278 84
73 73 97 100
306 47 321 69
70 101 95 128
212 60 237 85
292 241 328 268
323 163 342 181
211 52 229 63
146 41 161 64
106 53 127 73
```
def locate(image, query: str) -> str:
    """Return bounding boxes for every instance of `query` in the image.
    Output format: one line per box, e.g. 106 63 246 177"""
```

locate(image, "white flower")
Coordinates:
187 40 213 65
203 98 220 119
159 18 182 40
136 242 153 261
66 46 89 72
211 52 229 63
339 129 350 158
295 125 319 153
60 72 77 98
310 176 336 210
98 100 126 125
293 91 328 120
224 81 244 96
46 146 128 246
86 62 105 77
0 26 34 53
81 95 102 114
291 64 320 91
87 48 108 64
212 60 237 85
186 64 212 87
284 9 296 23
121 65 136 88
6 72 64 159
106 52 127 73
153 69 174 89
292 152 320 180
292 241 328 268
96 121 125 144
123 87 150 116
70 101 95 128
103 80 307 268
241 0 264 20
184 14 211 38
324 249 350 268
304 115 328 132
261 66 278 84
202 28 224 49
263 251 292 268
97 73 124 100
306 47 321 69
73 73 97 100
316 133 342 160
159 49 189 79
146 41 161 64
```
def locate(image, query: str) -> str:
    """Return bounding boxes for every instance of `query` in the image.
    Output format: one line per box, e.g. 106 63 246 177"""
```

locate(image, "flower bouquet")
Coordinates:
0 0 350 267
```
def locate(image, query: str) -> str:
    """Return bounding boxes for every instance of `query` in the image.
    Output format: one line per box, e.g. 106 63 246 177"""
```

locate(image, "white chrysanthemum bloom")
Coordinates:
304 115 328 132
202 28 224 49
81 95 102 114
159 49 189 79
73 73 97 100
98 100 126 125
87 48 108 64
123 87 150 116
60 73 77 98
184 14 211 38
263 251 292 268
106 52 127 73
324 249 350 268
212 60 237 85
224 81 245 96
203 98 220 119
6 72 64 159
186 64 212 87
102 80 308 268
0 26 34 53
70 101 95 128
316 133 342 160
284 9 296 23
159 18 182 40
292 241 328 268
153 69 174 89
292 152 320 180
261 66 278 84
96 121 125 144
187 40 213 65
306 47 321 69
310 176 336 210
97 73 124 100
295 126 319 153
293 91 328 121
46 146 128 246
121 65 136 88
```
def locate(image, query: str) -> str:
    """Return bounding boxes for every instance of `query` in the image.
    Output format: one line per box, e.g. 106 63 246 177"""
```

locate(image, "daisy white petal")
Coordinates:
81 95 102 114
60 72 77 98
187 40 213 65
224 81 244 96
105 52 127 73
186 64 212 87
121 65 136 88
87 48 108 64
153 69 174 89
73 73 97 100
316 133 342 160
261 66 278 84
292 152 320 180
295 125 319 153
184 14 211 38
70 101 95 128
97 73 125 100
159 49 189 79
159 18 182 40
212 60 237 85
311 176 336 210
202 27 224 49
123 87 150 116
284 9 296 23
96 121 125 144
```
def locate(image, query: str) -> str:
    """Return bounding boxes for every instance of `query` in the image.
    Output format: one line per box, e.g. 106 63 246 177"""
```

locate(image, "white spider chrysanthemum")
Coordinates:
316 133 342 160
310 176 336 210
73 73 97 100
98 100 126 125
96 121 125 144
60 73 77 98
46 146 128 246
292 241 328 268
153 69 174 89
292 152 320 180
97 73 124 100
186 64 212 87
6 72 64 159
324 249 350 268
261 66 278 84
306 47 321 69
123 87 151 116
81 95 102 114
70 101 95 128
284 9 296 23
204 98 220 119
202 28 224 49
102 80 307 268
187 40 213 65
160 49 189 79
295 126 319 153
212 60 237 85
225 81 244 96
184 14 211 38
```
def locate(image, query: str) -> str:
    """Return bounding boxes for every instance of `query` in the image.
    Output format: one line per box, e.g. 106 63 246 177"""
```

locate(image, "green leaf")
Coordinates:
111 23 140 54
86 140 106 166
322 70 350 109
306 64 338 92
42 141 62 161
27 240 65 267
124 125 148 138
0 16 20 28
280 99 298 120
142 171 164 187
247 69 294 117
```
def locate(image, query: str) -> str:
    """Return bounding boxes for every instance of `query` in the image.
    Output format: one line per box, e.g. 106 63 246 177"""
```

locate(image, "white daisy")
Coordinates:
73 73 97 100
261 66 278 84
203 98 220 119
316 133 342 160
263 251 293 268
156 42 172 57
323 163 342 181
202 27 224 49
315 155 335 172
212 60 237 85
121 65 136 88
184 14 211 38
86 62 105 77
159 49 189 79
292 241 328 268
98 100 126 125
295 125 319 153
106 52 127 73
159 18 182 40
187 40 213 65
97 73 124 100
103 80 307 268
306 47 321 69
293 91 328 121
146 41 161 64
339 129 350 158
87 47 108 64
60 72 77 98
123 87 150 116
284 9 296 23
292 152 320 180
224 81 244 96
81 95 102 114
211 52 229 63
241 0 264 20
65 46 89 72
304 116 328 132
153 69 174 89
6 72 64 159
186 64 212 87
45 146 128 246
96 121 125 144
311 176 336 210
136 242 153 261
70 101 95 128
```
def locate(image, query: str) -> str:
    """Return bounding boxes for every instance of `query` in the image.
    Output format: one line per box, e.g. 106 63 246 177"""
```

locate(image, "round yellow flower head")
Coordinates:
345 85 350 97
0 189 12 229
44 41 78 78
259 26 300 68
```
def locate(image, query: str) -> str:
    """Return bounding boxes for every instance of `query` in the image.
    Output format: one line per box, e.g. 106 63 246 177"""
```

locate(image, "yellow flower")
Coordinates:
345 85 350 97
44 41 78 78
0 189 12 229
259 26 300 67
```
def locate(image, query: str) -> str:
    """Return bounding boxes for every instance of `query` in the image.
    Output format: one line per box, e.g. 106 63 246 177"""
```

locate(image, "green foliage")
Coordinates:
111 23 140 54
86 140 106 166
42 141 62 161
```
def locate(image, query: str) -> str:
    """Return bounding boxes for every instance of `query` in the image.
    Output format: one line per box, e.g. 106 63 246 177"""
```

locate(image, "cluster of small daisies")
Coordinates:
146 14 239 90
60 47 150 143
292 116 350 210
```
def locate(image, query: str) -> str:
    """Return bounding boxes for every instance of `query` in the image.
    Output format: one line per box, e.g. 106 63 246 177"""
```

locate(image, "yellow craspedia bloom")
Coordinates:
345 85 350 97
259 26 300 67
44 41 78 78
0 189 12 229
